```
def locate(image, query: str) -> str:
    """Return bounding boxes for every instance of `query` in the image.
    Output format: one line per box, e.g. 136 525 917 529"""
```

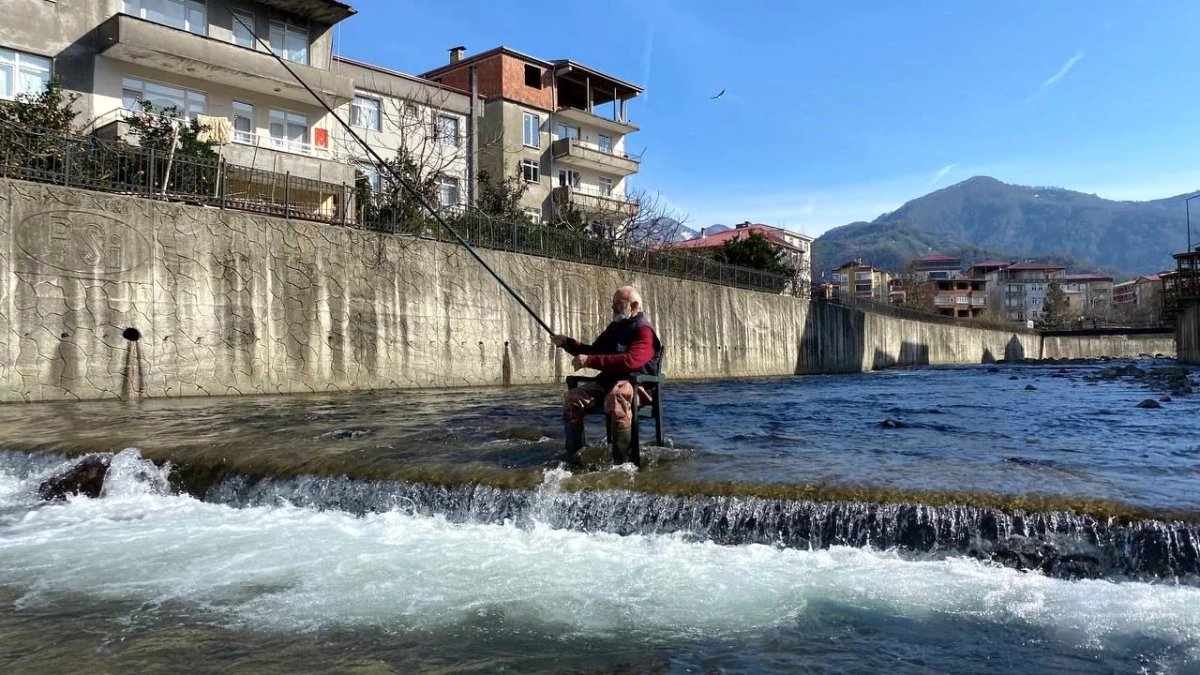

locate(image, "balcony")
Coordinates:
555 106 639 135
551 138 640 176
96 14 355 107
553 185 638 217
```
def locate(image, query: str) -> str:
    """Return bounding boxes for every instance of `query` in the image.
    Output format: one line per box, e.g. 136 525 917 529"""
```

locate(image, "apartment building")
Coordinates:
926 278 987 318
830 260 892 301
1060 274 1113 318
985 262 1066 324
330 56 473 208
421 47 642 226
3 0 359 208
664 222 813 286
1113 274 1165 323
908 253 962 282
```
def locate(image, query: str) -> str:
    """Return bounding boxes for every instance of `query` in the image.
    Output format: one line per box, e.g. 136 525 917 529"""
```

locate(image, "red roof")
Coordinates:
665 224 804 252
1061 274 1113 282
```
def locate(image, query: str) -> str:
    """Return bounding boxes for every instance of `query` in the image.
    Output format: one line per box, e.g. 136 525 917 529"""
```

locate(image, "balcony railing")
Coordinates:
233 130 329 159
557 137 641 163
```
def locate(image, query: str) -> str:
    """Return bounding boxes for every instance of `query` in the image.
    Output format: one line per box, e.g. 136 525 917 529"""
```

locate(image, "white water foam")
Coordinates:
0 453 1196 656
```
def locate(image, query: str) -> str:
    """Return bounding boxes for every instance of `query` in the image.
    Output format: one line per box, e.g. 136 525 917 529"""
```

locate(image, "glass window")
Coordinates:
437 115 459 146
122 77 205 118
0 48 51 101
520 159 539 183
558 169 580 188
231 100 254 143
438 177 459 207
357 163 381 192
522 112 539 148
269 109 309 152
126 0 207 35
523 208 542 224
231 9 255 48
404 102 418 118
598 134 612 153
269 20 308 65
556 123 579 140
350 95 380 131
598 176 613 196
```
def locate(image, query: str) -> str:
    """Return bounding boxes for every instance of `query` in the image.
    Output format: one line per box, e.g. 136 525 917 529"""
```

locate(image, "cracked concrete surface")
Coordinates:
0 179 1171 402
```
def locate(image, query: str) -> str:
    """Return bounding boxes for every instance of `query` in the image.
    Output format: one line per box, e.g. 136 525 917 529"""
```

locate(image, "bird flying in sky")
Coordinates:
711 89 725 100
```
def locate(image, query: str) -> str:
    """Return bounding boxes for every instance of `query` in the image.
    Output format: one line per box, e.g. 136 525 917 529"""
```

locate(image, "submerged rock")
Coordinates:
1136 399 1162 409
1025 384 1038 391
38 454 112 501
880 418 910 429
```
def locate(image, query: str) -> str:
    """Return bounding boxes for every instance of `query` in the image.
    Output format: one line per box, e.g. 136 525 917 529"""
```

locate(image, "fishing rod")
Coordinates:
221 3 555 336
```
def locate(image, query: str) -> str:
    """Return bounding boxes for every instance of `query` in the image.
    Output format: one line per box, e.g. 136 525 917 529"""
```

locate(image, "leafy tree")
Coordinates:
1035 282 1072 330
0 76 79 132
125 102 216 159
712 231 797 277
477 168 530 222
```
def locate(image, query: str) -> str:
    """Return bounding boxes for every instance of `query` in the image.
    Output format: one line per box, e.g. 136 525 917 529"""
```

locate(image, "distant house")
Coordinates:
908 253 962 281
830 260 892 302
1060 274 1114 318
1113 273 1166 324
664 221 813 286
984 262 1067 324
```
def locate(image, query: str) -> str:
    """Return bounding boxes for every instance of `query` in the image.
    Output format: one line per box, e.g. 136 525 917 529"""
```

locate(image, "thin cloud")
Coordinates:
1036 50 1085 94
928 164 957 186
641 23 654 101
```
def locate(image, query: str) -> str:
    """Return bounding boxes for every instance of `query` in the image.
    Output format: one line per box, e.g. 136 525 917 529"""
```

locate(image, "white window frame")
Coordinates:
558 169 580 188
122 76 206 119
231 9 255 48
0 48 51 101
556 122 579 140
350 94 381 131
269 19 308 65
357 163 381 192
597 134 612 154
124 0 207 35
268 108 310 154
438 176 459 207
597 176 613 196
523 208 542 224
403 102 419 118
231 100 254 143
520 159 539 183
437 114 459 147
522 112 540 148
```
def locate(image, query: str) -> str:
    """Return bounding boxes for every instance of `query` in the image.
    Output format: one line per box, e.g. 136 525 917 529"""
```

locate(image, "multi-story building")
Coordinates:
1113 273 1166 324
985 262 1066 324
908 253 962 282
926 277 987 318
3 0 360 210
421 46 642 226
329 56 473 208
830 260 892 302
664 222 813 287
966 259 1008 279
1060 274 1113 319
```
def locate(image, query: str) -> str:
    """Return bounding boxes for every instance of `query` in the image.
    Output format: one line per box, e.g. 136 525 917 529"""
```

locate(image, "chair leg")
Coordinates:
654 394 664 446
630 386 641 467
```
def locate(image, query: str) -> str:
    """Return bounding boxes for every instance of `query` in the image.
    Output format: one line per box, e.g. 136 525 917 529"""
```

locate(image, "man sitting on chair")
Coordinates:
551 285 663 464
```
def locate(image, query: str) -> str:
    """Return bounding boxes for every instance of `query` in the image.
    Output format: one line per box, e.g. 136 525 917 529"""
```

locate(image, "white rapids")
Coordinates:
0 450 1196 659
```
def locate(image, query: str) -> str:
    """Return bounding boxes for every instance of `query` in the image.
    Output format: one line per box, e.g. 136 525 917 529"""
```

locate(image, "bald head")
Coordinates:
611 285 643 322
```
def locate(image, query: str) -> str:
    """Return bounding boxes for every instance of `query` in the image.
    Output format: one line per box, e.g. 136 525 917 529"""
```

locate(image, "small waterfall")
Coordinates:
205 470 1200 584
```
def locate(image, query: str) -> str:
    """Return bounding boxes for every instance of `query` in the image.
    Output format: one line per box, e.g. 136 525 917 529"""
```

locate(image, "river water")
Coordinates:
0 361 1197 673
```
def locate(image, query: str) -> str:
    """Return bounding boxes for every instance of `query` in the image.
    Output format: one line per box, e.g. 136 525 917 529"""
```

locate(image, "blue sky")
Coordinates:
335 0 1200 236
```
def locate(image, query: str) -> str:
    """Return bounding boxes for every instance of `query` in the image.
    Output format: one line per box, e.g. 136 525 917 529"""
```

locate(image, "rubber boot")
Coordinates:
611 427 633 466
564 420 586 464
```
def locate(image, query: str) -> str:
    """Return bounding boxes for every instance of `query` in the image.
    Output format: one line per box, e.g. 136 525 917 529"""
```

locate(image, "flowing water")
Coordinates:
0 361 1198 673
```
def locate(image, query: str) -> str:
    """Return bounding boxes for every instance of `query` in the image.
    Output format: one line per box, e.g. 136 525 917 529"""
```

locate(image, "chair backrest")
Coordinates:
658 345 667 378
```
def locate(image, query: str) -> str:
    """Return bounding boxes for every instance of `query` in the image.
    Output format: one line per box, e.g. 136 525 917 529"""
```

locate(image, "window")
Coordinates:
0 48 51 101
356 163 381 192
437 115 459 146
268 109 309 153
524 207 542 224
231 9 255 48
124 0 207 35
524 64 542 88
269 20 308 65
520 159 539 183
556 123 579 140
231 100 254 143
350 95 380 131
558 169 580 188
597 134 612 154
598 176 613 196
438 177 459 207
122 77 205 118
856 272 873 280
403 102 418 118
522 112 540 148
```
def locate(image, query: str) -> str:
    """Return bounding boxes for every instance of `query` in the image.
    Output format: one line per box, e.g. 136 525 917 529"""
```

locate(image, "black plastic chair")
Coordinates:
565 348 665 466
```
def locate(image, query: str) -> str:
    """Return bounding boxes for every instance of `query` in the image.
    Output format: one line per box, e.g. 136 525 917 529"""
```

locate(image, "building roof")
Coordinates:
1002 261 1067 271
261 0 356 24
420 47 642 96
969 259 1009 268
665 223 807 253
333 56 471 96
912 253 960 263
1061 274 1113 282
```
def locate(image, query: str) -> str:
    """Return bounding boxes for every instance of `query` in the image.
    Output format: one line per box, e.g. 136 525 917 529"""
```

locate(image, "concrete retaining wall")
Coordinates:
1041 333 1177 360
0 179 1168 402
1180 303 1200 365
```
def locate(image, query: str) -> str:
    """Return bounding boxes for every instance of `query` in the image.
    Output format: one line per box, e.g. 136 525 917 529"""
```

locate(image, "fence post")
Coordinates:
62 142 71 187
148 148 156 194
284 172 291 217
219 159 227 210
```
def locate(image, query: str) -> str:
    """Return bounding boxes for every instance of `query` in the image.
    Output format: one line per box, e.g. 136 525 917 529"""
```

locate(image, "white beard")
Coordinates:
611 309 632 323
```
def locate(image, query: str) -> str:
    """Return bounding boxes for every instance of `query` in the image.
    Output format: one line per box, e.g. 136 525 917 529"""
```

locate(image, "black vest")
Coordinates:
595 313 663 383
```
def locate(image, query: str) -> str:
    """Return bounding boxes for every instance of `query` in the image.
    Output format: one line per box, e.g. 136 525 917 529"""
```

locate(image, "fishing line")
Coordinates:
221 3 555 335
